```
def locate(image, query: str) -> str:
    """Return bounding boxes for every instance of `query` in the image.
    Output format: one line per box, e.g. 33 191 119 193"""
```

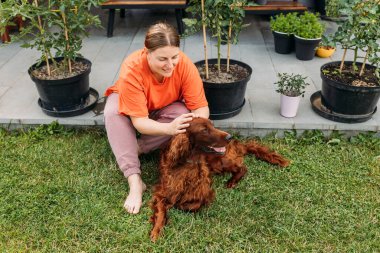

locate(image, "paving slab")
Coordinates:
0 10 379 137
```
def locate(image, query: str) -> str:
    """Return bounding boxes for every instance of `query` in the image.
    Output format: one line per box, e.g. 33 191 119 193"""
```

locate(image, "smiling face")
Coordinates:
147 46 180 82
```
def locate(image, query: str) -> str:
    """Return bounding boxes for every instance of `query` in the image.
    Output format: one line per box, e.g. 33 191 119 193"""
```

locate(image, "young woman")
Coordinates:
104 22 209 214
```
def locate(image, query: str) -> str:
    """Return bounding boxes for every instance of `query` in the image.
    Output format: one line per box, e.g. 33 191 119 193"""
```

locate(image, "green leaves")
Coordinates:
270 12 298 34
184 0 248 71
275 73 310 97
330 0 380 74
294 12 325 39
0 0 104 75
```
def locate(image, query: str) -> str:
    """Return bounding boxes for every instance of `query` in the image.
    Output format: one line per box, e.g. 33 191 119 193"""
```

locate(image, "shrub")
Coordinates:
0 0 103 77
327 0 380 77
270 12 298 34
275 73 310 97
294 12 325 39
183 0 249 77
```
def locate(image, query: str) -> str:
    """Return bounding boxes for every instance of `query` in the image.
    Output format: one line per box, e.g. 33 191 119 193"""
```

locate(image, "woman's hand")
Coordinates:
168 113 194 135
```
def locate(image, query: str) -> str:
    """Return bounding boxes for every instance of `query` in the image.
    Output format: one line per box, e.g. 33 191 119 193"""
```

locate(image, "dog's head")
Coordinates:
162 118 231 167
186 117 231 155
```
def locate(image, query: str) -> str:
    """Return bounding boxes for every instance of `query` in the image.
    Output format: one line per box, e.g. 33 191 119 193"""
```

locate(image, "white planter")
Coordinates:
280 94 301 118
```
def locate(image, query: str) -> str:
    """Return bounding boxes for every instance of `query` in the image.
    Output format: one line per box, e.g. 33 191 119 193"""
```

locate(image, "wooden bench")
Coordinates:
100 0 187 38
244 1 307 14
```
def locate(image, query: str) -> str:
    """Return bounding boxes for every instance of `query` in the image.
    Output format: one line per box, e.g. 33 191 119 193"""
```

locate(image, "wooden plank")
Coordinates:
244 1 307 11
101 0 186 7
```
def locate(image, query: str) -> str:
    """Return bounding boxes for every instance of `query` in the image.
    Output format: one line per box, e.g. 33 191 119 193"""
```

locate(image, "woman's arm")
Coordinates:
192 106 209 119
131 113 195 136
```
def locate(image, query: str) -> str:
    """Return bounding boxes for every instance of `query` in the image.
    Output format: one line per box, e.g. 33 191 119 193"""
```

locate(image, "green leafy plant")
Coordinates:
326 0 380 78
319 35 336 49
325 0 345 18
294 12 325 39
183 0 251 78
269 12 298 34
275 73 310 97
0 0 103 77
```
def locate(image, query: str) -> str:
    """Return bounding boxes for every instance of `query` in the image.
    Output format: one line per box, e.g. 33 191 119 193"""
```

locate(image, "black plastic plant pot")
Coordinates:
255 0 267 5
195 59 252 120
314 0 326 16
29 57 92 112
319 61 380 121
294 35 321 61
273 31 294 54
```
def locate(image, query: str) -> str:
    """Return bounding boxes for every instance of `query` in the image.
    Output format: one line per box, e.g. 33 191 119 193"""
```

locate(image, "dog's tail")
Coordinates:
245 141 290 167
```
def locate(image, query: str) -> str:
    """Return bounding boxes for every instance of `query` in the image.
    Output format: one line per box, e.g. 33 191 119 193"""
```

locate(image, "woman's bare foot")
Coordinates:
124 174 147 214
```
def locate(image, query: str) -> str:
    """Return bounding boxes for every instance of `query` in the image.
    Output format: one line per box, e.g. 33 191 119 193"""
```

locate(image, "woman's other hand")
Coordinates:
168 113 194 135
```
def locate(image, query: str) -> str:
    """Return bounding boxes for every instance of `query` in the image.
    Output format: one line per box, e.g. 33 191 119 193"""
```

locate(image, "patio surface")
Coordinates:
0 9 379 136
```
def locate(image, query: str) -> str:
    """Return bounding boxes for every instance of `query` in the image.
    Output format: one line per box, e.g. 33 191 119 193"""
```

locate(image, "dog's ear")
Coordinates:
161 133 191 167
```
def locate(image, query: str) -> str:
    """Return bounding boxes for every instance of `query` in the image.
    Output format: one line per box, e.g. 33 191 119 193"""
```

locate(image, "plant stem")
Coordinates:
33 0 51 76
60 10 72 73
339 48 347 74
359 49 369 77
227 20 232 73
201 0 208 79
217 33 221 75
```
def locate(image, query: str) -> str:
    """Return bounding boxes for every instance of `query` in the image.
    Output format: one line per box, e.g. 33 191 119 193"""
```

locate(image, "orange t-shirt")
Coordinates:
105 48 208 117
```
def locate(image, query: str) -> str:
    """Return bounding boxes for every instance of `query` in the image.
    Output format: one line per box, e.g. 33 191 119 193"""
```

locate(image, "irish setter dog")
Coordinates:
149 117 290 242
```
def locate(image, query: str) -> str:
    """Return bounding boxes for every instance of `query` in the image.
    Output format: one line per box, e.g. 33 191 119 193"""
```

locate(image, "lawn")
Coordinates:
1 123 379 252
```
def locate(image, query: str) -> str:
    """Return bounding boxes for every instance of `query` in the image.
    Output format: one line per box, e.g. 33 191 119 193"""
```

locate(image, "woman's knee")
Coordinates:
159 101 190 119
104 94 119 118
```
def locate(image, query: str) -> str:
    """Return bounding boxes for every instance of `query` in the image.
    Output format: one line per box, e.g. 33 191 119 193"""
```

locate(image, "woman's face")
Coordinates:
147 46 180 81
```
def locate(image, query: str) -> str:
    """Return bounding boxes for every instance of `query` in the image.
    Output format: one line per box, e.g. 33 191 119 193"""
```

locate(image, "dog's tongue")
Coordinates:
210 146 226 153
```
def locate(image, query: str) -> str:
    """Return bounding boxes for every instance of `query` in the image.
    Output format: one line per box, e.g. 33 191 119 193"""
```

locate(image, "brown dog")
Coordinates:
149 118 290 241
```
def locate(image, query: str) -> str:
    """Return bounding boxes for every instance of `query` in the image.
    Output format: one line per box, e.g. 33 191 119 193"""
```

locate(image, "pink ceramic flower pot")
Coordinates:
280 94 301 118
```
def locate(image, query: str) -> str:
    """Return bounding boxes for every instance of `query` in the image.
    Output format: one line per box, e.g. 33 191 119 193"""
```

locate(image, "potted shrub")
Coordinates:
323 0 346 21
0 0 103 117
270 12 298 54
312 0 380 123
275 73 310 118
316 36 336 58
183 0 252 120
294 12 325 61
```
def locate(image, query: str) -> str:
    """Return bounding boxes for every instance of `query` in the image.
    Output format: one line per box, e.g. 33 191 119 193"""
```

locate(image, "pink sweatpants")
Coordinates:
104 93 190 178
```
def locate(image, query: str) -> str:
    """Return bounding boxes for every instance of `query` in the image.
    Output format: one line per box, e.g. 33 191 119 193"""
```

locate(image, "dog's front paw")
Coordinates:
150 230 160 242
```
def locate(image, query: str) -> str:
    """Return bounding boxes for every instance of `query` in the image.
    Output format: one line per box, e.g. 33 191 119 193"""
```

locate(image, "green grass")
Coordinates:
1 124 379 252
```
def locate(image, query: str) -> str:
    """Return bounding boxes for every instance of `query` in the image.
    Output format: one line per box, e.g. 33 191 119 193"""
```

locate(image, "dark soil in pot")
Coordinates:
30 59 90 80
196 63 250 83
321 62 379 87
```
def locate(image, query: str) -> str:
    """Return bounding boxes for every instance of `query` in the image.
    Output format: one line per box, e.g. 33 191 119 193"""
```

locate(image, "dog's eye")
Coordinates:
201 128 208 133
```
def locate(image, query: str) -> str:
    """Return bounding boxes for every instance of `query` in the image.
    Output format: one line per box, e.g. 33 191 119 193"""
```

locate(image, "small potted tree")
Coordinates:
312 0 380 123
324 0 346 21
183 0 253 120
275 73 310 118
0 0 103 117
270 12 298 54
294 12 325 61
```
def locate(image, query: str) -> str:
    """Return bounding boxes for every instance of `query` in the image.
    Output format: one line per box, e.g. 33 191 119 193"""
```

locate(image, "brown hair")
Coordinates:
144 22 180 52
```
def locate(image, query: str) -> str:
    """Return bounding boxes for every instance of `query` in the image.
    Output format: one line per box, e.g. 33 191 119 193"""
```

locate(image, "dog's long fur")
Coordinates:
149 118 290 241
